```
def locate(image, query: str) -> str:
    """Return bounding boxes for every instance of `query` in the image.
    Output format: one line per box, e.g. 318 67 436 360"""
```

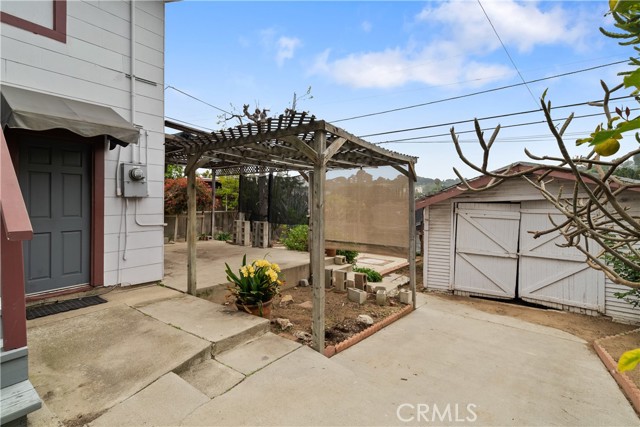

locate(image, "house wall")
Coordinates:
422 178 640 323
1 1 166 286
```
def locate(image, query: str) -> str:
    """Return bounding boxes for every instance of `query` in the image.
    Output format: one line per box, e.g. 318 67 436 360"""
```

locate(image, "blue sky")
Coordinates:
165 1 632 179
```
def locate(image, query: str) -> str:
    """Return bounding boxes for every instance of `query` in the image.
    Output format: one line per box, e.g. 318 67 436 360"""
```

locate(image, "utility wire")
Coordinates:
165 85 233 115
374 107 640 144
331 59 631 123
360 95 635 138
477 0 539 107
165 116 217 132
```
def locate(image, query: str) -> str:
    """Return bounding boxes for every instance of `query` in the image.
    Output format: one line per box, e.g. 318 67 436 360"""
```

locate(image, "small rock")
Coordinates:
357 314 374 326
275 317 293 331
297 301 313 310
279 294 294 307
293 330 312 342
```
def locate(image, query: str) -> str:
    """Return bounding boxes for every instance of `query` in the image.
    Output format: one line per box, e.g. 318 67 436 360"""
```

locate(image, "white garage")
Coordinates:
416 164 640 324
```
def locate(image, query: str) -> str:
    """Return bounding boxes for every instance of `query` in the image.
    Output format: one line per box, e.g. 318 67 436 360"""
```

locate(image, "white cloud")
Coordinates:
276 36 301 66
361 20 372 33
310 1 590 89
418 0 587 53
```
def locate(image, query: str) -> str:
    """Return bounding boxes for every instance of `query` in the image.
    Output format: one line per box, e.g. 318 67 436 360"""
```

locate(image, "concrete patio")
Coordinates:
23 284 639 426
162 240 408 295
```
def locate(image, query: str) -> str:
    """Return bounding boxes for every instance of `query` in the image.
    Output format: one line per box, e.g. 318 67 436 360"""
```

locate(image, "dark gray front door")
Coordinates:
19 137 91 294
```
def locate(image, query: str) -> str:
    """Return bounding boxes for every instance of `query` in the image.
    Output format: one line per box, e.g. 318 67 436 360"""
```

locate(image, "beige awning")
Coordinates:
1 85 139 145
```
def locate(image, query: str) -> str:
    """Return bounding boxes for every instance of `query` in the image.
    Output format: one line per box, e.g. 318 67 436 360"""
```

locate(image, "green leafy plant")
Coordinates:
619 348 640 372
353 266 382 283
225 255 283 312
336 249 359 264
215 231 232 241
281 224 309 251
164 177 212 215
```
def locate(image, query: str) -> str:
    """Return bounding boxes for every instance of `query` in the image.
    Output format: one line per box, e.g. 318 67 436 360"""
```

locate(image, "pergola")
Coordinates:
165 112 418 352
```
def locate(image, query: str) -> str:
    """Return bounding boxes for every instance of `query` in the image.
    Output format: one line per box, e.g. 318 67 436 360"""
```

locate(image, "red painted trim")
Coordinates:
91 142 105 287
1 233 28 350
1 128 30 350
1 131 32 240
0 0 67 43
593 336 640 416
26 284 93 304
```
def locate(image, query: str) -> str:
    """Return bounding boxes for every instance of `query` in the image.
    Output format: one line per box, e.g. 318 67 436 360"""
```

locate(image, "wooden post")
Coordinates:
311 132 326 352
308 171 314 285
185 154 204 296
408 165 417 309
187 163 197 295
211 169 216 237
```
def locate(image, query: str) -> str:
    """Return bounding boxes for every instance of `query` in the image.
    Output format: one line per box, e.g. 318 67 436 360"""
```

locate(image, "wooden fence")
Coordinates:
165 211 237 242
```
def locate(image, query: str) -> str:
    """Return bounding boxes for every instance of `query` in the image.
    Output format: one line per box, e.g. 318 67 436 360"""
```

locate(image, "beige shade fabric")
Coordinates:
325 167 409 256
1 85 139 145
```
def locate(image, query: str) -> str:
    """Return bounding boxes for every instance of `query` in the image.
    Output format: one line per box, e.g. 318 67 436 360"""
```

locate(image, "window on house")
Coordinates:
0 0 66 43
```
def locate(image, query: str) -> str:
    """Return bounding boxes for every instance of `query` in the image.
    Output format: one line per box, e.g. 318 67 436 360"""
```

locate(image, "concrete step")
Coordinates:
136 294 270 355
88 373 208 427
215 332 301 375
0 379 42 426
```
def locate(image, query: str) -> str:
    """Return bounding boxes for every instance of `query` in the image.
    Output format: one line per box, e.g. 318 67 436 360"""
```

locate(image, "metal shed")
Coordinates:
416 162 640 324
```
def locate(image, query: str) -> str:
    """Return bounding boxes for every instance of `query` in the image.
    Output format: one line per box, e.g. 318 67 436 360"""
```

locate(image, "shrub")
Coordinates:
281 225 309 251
215 231 232 241
336 249 359 264
353 266 382 283
164 177 213 215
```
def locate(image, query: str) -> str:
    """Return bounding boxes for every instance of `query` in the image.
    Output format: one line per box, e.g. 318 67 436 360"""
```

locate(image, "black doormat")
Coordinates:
26 295 107 320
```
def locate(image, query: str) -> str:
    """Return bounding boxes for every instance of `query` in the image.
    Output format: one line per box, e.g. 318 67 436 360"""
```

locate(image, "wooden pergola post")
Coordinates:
211 169 216 237
185 153 205 296
311 131 326 352
408 167 417 309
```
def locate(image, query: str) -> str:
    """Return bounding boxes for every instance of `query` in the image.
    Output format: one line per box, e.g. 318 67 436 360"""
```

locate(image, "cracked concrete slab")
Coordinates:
178 359 245 399
215 332 301 375
88 373 209 427
27 304 210 425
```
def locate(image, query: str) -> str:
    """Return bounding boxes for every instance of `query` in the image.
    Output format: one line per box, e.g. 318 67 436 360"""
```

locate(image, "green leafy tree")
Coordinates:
165 164 184 179
164 177 212 215
217 175 239 211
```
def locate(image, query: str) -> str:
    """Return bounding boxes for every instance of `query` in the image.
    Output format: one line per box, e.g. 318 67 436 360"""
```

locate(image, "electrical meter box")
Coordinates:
121 163 148 197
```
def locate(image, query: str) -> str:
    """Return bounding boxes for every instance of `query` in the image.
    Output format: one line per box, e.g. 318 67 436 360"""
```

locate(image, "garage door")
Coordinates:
518 201 604 311
454 203 520 298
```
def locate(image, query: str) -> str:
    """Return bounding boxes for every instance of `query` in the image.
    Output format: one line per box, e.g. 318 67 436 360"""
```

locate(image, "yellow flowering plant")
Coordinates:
225 255 283 308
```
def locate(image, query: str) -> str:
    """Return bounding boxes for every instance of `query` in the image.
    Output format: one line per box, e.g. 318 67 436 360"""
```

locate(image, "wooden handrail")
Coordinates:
1 128 31 351
1 130 32 240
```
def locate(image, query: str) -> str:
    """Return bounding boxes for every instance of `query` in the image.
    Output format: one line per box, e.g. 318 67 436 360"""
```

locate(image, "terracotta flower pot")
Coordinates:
325 248 337 257
236 299 273 318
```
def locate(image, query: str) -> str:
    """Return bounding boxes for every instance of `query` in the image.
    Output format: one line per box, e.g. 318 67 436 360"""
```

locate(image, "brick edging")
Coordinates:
324 304 413 358
593 328 640 416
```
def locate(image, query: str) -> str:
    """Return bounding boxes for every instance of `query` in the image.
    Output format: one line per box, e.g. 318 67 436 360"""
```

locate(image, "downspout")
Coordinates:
130 0 136 163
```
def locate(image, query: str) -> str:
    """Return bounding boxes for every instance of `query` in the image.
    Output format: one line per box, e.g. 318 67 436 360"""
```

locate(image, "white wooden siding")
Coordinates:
1 0 166 286
453 202 520 298
519 200 604 312
605 279 640 324
425 202 453 289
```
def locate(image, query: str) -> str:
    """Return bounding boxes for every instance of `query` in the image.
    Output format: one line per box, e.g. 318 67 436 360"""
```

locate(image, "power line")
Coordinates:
165 116 217 132
375 107 640 144
360 95 634 138
331 59 631 123
165 85 233 115
477 0 539 107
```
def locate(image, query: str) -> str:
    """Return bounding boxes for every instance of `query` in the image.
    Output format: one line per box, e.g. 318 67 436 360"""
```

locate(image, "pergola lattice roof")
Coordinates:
165 112 417 177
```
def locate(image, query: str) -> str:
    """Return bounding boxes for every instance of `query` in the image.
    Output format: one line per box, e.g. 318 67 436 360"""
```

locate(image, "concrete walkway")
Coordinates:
25 286 639 426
